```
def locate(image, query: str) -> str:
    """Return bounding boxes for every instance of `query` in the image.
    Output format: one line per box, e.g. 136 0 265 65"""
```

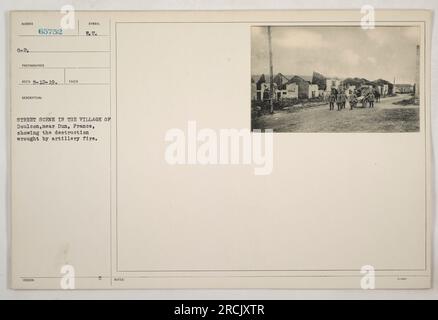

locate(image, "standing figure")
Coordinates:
374 90 381 103
340 92 347 109
336 92 343 111
329 92 336 111
368 92 375 108
349 93 357 110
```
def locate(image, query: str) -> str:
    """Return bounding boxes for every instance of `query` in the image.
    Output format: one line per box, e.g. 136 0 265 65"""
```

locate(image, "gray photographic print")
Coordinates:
251 26 421 132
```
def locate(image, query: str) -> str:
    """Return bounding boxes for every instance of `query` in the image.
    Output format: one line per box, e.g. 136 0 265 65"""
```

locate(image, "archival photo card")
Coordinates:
10 10 431 289
251 26 421 133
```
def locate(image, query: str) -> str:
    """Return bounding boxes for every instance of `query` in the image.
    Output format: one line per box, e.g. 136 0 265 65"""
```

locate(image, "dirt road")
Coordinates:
253 94 419 132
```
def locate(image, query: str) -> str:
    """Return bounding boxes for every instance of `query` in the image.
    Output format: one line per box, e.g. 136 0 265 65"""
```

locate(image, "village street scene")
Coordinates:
251 26 420 132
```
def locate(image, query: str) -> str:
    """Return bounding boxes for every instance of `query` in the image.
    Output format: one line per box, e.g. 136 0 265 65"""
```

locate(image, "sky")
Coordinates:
251 26 420 84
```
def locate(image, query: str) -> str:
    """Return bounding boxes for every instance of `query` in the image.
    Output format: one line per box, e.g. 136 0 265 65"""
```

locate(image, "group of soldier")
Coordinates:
328 91 347 111
328 88 378 111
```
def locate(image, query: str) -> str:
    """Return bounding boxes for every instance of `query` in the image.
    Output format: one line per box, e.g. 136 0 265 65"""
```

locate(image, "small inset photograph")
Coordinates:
251 26 421 132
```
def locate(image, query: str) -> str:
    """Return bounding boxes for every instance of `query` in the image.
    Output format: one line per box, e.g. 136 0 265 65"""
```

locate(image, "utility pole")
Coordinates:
268 26 274 114
415 45 420 99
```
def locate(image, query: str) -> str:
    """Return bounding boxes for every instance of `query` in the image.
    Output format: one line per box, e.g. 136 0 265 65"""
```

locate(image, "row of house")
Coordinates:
252 72 398 102
394 84 414 93
319 77 391 98
343 84 390 97
251 73 319 102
